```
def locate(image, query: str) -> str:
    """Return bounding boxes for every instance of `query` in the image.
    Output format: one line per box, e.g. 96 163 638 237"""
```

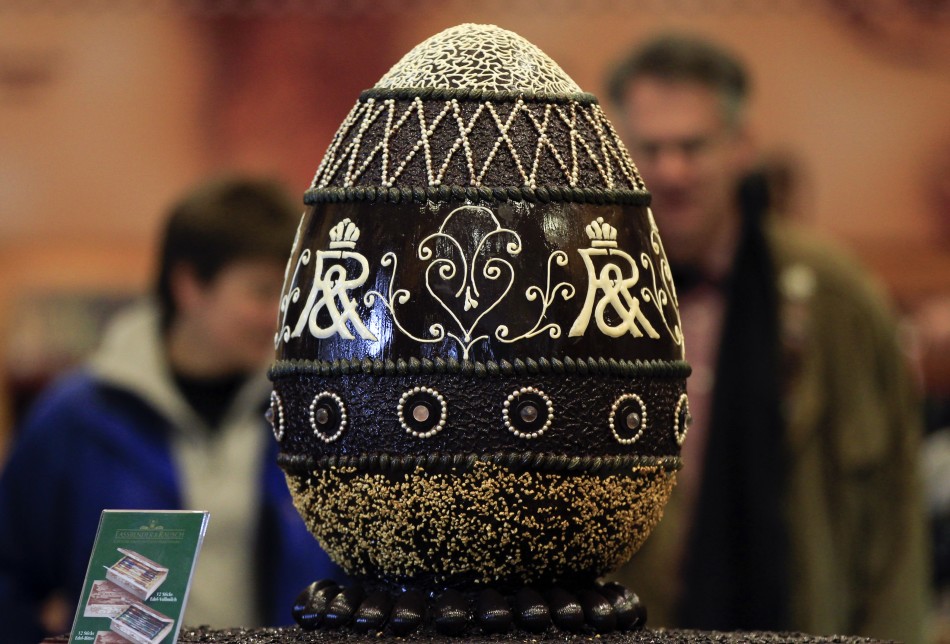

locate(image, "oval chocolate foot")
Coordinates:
290 580 646 635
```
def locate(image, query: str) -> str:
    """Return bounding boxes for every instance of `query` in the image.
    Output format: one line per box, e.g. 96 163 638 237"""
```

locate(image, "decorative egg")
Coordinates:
269 23 689 635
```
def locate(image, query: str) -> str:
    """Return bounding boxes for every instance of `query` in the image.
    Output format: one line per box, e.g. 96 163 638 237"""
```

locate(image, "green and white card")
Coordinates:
69 510 209 644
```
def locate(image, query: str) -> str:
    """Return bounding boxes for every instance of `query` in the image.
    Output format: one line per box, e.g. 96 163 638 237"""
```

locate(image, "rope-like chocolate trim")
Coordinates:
269 357 691 380
360 87 599 105
279 451 681 476
303 185 651 207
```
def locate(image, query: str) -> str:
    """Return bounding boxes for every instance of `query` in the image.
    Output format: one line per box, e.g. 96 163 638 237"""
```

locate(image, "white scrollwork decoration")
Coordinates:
496 250 575 344
639 208 684 349
274 212 309 348
275 248 312 348
365 252 448 346
365 205 574 359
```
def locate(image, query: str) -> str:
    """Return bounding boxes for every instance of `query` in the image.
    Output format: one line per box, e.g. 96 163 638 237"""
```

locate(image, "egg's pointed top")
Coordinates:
375 23 583 95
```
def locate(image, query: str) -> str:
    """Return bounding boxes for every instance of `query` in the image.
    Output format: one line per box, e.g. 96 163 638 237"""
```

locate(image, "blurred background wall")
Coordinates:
1 0 948 443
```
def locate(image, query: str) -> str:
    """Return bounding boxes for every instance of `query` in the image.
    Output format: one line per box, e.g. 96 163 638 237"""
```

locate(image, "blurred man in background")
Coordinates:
0 176 340 643
607 34 928 642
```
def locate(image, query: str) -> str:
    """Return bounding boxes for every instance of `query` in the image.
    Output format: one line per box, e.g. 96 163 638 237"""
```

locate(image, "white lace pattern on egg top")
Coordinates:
375 23 583 94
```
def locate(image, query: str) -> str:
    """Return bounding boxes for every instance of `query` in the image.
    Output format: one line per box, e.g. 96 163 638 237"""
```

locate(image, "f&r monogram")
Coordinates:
276 218 377 346
569 217 660 340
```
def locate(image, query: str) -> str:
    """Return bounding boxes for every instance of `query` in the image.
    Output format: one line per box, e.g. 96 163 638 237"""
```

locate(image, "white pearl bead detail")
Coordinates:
309 391 347 443
398 386 447 438
673 393 690 446
268 391 286 442
502 386 553 439
609 393 647 445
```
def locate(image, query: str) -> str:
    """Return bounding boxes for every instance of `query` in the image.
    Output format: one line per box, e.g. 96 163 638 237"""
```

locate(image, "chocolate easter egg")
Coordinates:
269 23 689 616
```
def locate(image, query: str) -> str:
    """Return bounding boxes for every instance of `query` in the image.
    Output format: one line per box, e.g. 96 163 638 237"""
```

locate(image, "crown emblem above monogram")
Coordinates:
585 217 618 248
329 218 360 249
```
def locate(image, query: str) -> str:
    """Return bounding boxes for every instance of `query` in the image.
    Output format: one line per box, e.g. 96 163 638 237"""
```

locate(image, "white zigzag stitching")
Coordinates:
311 99 643 192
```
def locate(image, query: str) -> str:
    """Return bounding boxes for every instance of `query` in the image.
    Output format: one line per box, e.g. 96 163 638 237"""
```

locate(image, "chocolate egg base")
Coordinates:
288 576 649 636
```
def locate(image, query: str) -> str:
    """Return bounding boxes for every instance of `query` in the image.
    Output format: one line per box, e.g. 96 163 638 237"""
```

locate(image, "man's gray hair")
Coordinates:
606 33 750 129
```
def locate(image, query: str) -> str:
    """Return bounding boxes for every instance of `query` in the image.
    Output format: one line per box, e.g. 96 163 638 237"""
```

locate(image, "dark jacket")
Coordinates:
611 221 929 643
0 304 341 643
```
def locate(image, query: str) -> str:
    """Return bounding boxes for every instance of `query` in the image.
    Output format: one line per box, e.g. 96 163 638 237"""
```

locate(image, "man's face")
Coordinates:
188 258 286 373
620 78 750 267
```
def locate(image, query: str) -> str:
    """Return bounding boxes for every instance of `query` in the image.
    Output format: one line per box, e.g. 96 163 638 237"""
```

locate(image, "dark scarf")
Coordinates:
677 173 790 630
172 370 248 434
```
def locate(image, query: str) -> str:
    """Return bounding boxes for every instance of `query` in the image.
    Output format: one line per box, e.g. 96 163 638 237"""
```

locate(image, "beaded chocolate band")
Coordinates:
270 371 687 458
279 451 681 476
303 184 651 206
360 87 600 105
270 357 691 380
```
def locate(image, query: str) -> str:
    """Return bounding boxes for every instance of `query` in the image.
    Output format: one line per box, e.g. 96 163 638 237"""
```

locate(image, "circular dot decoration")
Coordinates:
673 393 690 446
310 391 347 443
502 386 554 439
609 393 647 446
268 391 286 442
398 386 447 438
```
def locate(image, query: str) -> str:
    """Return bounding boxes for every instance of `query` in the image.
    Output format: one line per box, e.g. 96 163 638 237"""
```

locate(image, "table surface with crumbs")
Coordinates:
158 626 892 643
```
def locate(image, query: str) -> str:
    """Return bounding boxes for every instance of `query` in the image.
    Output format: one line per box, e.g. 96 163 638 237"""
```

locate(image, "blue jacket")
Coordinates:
0 310 341 643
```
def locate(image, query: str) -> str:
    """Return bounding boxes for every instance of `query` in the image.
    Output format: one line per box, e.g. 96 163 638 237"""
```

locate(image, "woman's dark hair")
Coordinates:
154 176 300 329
